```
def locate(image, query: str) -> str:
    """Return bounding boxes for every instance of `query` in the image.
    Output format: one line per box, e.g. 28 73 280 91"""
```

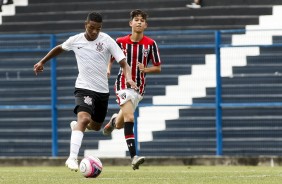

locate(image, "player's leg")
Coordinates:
120 100 136 158
66 89 109 171
66 109 92 171
103 89 145 169
119 101 145 170
115 110 125 127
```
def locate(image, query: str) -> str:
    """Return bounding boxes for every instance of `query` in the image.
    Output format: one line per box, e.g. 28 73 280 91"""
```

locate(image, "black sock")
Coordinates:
124 122 136 158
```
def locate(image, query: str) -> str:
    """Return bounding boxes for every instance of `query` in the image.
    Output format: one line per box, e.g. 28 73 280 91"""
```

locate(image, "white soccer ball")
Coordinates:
79 156 103 178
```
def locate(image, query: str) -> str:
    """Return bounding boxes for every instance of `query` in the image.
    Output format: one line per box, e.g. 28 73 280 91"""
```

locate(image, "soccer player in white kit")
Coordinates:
34 12 137 171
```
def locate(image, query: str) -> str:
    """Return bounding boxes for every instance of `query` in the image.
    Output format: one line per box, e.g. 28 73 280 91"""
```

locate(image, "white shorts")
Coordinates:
116 89 143 110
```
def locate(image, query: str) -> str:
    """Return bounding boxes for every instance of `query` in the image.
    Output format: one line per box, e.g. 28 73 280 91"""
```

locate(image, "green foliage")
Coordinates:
0 166 282 184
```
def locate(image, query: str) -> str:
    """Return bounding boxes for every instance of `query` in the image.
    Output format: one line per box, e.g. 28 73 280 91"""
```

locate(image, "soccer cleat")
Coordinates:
131 156 145 170
65 157 79 172
103 113 118 136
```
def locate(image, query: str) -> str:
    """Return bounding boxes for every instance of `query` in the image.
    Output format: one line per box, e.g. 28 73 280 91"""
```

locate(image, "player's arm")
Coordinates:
118 58 138 90
107 57 115 78
138 62 161 74
34 45 65 75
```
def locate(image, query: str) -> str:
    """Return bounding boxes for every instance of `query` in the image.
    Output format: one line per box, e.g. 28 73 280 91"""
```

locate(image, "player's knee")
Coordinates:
79 116 92 126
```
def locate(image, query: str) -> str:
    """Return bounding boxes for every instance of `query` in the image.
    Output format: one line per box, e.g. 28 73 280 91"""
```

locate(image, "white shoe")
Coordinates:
65 157 78 172
186 3 201 8
131 156 145 170
70 121 90 132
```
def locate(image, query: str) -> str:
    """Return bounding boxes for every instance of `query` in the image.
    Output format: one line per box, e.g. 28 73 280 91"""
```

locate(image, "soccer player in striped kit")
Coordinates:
103 9 162 170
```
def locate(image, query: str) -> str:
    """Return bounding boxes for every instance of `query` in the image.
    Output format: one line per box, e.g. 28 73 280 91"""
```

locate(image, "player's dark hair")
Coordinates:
86 12 103 23
130 9 148 20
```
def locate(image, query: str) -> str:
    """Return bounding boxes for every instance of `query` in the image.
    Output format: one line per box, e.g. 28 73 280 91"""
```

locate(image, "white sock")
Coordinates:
69 130 84 159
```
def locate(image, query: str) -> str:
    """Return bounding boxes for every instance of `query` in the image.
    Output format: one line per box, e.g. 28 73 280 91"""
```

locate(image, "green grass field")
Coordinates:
0 166 282 184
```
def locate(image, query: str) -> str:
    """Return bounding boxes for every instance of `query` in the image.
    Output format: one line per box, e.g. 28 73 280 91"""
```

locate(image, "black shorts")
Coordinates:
74 88 110 124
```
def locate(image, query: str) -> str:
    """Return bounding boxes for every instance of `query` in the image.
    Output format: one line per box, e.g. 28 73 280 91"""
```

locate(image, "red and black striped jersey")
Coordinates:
114 34 161 96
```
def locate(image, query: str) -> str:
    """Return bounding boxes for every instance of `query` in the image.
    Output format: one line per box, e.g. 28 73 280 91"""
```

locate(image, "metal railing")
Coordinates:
1 30 282 157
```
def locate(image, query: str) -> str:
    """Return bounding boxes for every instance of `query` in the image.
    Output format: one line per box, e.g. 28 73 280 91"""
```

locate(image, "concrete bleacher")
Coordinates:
0 0 275 33
1 0 282 158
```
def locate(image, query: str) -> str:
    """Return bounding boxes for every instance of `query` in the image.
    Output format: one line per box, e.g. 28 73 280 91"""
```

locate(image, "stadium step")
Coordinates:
1 0 282 157
0 0 274 34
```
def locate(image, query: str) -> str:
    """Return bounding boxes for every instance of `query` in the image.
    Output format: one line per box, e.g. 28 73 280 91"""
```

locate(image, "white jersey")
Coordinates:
62 32 125 93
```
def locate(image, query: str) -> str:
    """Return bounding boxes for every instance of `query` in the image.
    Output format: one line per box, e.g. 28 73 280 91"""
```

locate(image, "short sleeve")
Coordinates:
61 36 74 51
108 37 125 63
150 40 161 66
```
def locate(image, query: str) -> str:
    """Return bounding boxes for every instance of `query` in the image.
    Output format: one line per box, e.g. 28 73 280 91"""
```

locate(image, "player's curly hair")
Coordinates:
86 12 103 23
130 9 148 20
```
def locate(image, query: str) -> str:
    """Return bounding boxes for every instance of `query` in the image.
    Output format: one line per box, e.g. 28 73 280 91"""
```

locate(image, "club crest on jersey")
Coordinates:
119 92 127 100
96 42 104 52
84 96 92 105
142 49 149 57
